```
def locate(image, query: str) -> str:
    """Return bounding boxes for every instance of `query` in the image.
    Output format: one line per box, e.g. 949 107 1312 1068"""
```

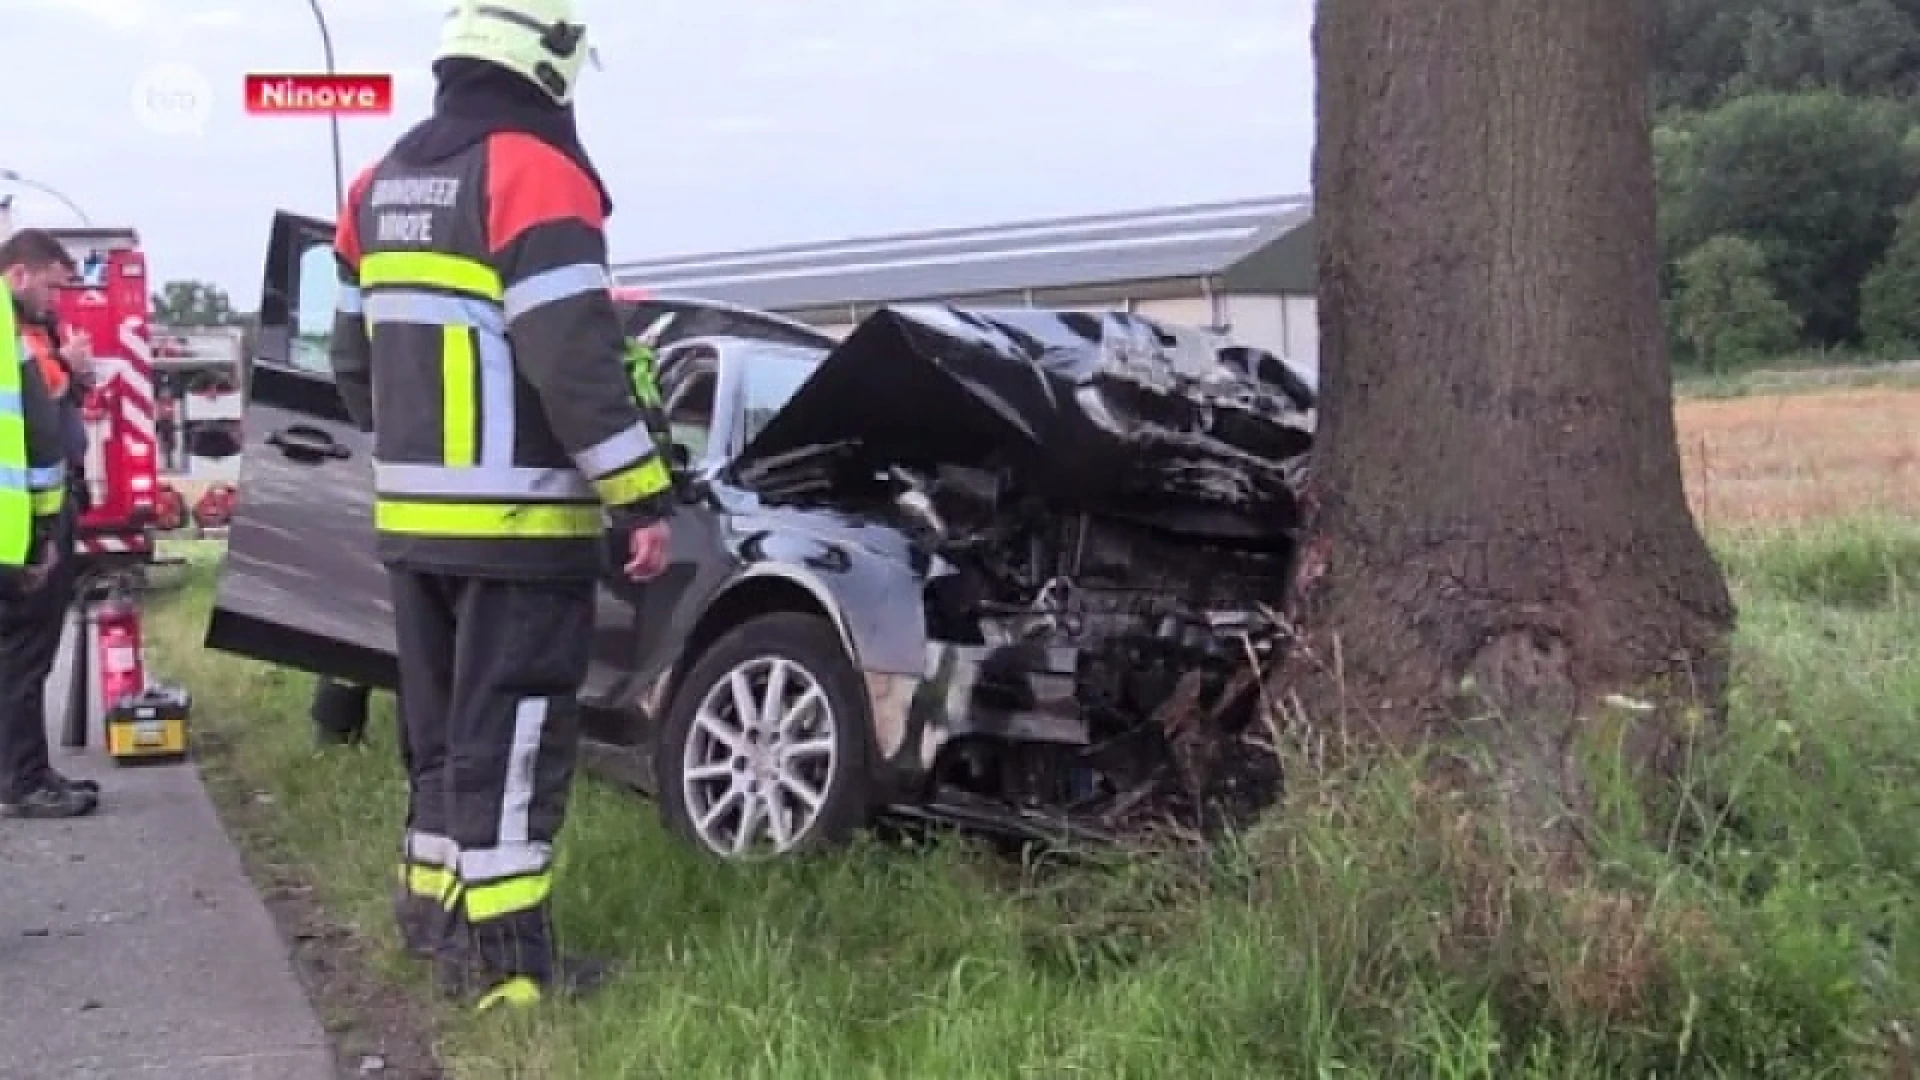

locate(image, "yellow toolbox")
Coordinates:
105 686 193 764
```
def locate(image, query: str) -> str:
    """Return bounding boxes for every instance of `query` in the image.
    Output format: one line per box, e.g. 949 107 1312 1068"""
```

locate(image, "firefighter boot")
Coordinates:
430 903 616 1009
47 769 100 795
434 950 617 1011
0 782 97 819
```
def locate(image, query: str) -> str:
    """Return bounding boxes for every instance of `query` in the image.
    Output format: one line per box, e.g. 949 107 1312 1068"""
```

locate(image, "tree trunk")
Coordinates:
1287 0 1737 859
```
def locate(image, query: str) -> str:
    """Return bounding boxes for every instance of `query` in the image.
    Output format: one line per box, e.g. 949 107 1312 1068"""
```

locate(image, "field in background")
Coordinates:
139 385 1920 1079
1678 388 1920 528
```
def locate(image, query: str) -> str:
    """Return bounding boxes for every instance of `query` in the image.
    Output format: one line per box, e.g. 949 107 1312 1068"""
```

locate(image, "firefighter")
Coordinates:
0 229 95 819
328 0 675 1010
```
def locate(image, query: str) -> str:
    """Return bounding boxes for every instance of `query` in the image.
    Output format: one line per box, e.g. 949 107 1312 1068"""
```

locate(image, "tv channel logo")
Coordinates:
132 63 214 137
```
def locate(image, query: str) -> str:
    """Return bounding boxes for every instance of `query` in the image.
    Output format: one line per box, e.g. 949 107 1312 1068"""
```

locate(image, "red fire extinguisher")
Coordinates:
93 593 146 710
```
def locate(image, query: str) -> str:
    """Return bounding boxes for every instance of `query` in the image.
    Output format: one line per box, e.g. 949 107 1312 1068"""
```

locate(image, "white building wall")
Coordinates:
1221 294 1286 358
1280 294 1320 376
1217 291 1319 369
1130 294 1216 328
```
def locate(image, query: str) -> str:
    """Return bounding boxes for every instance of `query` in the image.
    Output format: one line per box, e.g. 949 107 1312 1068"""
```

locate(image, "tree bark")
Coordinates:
1287 0 1737 859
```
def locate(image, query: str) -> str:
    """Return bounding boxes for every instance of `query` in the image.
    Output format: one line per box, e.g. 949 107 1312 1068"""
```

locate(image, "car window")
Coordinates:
737 347 820 446
288 242 337 377
666 371 716 458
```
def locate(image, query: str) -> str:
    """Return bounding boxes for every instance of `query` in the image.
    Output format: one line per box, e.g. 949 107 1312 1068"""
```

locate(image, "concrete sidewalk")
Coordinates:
0 618 336 1079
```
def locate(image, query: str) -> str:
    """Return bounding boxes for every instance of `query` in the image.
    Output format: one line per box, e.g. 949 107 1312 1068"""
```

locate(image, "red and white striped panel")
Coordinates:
115 319 161 517
69 320 161 520
108 315 160 446
78 532 149 555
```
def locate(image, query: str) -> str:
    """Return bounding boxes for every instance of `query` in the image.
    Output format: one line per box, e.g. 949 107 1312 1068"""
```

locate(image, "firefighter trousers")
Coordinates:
387 567 594 988
0 513 77 801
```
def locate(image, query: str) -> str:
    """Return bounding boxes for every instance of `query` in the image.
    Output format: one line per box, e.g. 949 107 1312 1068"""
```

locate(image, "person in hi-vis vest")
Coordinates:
0 228 97 820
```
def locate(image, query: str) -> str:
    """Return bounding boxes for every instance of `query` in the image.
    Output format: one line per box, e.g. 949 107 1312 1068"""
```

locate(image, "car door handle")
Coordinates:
267 425 350 462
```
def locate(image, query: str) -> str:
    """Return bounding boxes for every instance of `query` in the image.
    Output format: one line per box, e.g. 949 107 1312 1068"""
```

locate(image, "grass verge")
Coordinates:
145 520 1918 1079
1674 359 1920 399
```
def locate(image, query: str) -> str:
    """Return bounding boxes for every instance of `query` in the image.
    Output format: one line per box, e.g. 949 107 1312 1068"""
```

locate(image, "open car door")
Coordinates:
201 210 398 689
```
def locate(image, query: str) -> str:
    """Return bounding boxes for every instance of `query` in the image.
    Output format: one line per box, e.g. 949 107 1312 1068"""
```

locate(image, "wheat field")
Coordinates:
1677 387 1920 528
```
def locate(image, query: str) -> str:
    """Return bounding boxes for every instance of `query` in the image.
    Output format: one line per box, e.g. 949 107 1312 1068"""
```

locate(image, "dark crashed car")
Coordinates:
203 211 1319 858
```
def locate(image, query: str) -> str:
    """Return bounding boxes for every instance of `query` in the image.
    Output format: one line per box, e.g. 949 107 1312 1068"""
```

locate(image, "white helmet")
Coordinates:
437 0 595 106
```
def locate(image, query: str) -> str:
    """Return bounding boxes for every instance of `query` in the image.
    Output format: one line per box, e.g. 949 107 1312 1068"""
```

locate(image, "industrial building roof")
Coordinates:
610 194 1315 312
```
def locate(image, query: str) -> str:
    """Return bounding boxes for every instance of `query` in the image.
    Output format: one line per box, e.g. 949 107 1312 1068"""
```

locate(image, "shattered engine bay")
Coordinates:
910 476 1299 831
731 305 1318 835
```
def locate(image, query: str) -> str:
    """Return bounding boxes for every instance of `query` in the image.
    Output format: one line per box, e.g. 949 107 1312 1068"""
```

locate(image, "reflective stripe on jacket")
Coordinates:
0 293 69 568
330 130 672 579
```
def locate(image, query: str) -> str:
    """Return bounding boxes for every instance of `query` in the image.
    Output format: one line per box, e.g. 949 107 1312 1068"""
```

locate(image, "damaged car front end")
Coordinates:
721 305 1316 842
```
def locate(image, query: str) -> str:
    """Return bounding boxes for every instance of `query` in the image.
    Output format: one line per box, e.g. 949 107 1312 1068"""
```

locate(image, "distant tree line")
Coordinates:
1655 0 1920 370
151 280 245 328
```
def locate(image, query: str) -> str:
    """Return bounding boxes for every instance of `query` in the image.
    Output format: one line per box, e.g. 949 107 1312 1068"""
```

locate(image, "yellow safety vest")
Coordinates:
0 292 69 569
0 290 31 567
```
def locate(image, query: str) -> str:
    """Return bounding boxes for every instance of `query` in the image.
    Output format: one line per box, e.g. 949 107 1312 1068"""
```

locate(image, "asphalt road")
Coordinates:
0 613 335 1079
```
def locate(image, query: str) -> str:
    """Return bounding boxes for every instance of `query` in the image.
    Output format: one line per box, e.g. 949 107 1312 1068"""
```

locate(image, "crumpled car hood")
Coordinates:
730 305 1317 538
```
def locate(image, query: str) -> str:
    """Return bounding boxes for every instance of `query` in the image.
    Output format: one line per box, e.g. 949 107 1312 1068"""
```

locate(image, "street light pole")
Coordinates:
306 0 346 213
0 169 93 225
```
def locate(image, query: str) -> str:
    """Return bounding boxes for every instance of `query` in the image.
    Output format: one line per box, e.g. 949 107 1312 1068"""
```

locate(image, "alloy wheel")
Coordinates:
681 655 837 856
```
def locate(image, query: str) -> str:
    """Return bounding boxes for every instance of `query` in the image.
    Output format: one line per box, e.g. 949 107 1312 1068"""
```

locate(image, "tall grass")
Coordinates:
144 520 1920 1078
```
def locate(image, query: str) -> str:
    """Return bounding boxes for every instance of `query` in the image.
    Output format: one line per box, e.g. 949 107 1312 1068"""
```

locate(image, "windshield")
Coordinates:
737 345 824 446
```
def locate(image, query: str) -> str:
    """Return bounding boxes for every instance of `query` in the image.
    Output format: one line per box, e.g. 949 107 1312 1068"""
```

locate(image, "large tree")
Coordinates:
1289 0 1737 860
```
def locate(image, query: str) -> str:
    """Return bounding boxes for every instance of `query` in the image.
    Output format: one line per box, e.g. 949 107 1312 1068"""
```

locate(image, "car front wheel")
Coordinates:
654 612 872 858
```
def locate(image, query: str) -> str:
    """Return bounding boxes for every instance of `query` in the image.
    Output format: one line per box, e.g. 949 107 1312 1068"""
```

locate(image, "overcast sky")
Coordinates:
0 0 1313 307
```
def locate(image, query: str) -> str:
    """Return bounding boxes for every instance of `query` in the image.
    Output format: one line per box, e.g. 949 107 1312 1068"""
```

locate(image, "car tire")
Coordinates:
654 612 873 859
